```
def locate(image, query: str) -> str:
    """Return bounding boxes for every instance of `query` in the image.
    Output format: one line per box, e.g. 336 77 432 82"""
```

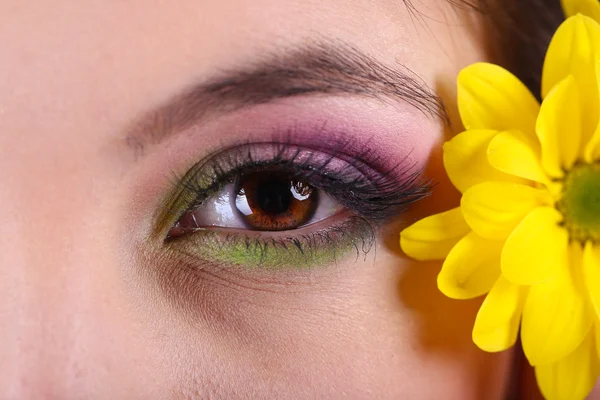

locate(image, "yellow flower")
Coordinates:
400 14 600 400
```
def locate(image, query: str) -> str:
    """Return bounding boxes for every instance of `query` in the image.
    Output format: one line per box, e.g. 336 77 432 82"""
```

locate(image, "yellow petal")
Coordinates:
501 207 569 285
461 182 551 240
443 129 521 193
562 0 600 21
472 277 526 352
585 124 600 162
542 14 600 149
487 130 549 184
400 207 469 261
458 63 539 134
596 323 600 360
584 59 600 162
437 232 502 299
536 76 582 178
521 243 593 366
583 241 600 318
535 331 600 400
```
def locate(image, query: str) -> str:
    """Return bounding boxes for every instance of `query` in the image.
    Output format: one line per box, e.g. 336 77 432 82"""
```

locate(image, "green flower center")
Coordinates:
558 163 600 242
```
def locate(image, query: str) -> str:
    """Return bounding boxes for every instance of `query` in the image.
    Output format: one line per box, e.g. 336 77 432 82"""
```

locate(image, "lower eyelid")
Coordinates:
165 215 377 270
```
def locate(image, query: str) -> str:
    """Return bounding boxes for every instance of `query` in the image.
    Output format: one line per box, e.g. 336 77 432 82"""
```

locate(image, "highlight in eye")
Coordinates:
157 139 432 269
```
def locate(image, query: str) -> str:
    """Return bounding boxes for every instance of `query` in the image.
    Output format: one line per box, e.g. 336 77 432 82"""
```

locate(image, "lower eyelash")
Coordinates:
166 216 376 269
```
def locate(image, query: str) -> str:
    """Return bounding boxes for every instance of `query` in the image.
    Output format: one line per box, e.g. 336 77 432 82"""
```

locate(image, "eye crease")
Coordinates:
158 139 432 268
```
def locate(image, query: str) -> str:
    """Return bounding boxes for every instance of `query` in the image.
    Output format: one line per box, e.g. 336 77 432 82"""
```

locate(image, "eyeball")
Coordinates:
169 170 343 237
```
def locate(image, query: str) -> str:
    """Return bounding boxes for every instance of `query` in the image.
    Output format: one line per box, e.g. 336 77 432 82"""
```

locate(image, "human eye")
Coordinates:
155 140 431 269
170 168 344 233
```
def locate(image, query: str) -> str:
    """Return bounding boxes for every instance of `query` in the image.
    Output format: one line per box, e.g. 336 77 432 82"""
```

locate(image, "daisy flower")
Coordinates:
400 10 600 400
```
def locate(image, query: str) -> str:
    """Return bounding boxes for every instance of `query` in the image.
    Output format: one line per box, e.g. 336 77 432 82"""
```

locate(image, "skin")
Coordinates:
0 0 534 398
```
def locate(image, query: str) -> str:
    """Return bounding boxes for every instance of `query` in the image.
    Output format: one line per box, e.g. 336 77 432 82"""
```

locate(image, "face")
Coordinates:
0 1 512 398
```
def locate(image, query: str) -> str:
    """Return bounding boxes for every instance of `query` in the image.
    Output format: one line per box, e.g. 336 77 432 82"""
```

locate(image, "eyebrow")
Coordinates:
125 42 449 157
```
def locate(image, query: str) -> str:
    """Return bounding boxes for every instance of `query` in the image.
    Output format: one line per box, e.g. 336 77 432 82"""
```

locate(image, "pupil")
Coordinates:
255 176 292 215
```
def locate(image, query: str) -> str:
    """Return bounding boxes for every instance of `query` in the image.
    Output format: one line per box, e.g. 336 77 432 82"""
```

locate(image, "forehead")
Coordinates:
0 0 479 132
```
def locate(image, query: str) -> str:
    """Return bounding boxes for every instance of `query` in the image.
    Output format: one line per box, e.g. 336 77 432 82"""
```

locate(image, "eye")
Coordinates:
157 142 431 269
168 169 343 238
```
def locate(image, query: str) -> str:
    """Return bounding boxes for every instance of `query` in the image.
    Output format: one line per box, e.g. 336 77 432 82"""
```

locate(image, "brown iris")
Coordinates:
234 172 318 231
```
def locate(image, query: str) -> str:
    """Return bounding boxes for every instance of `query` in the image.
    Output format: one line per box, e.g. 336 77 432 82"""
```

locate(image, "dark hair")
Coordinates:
406 0 564 97
479 0 564 97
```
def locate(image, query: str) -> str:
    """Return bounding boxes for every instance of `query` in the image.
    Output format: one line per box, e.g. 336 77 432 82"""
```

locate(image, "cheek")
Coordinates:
163 275 400 397
140 247 510 399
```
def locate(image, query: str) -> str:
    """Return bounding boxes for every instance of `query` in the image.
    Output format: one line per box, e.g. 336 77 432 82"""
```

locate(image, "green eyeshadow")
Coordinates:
165 216 376 269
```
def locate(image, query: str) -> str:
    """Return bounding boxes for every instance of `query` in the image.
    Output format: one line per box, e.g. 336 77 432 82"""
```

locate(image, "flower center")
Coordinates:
558 163 600 242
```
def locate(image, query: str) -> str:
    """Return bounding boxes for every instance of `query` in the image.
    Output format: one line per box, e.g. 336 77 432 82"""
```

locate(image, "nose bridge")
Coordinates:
0 144 106 398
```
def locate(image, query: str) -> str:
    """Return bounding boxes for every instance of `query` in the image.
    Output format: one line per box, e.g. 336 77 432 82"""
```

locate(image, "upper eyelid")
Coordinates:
182 143 359 186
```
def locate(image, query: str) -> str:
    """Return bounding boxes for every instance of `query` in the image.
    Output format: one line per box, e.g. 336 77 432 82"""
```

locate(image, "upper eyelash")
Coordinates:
169 138 433 226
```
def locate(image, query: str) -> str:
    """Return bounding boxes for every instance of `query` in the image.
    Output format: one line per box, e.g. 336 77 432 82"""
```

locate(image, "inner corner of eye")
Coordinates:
166 171 344 239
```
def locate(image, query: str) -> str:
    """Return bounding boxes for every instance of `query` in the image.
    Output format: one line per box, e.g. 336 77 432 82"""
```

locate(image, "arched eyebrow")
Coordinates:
124 43 450 157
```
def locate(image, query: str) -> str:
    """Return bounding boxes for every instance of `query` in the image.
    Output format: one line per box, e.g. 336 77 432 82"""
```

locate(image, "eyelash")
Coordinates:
158 138 433 268
172 141 431 222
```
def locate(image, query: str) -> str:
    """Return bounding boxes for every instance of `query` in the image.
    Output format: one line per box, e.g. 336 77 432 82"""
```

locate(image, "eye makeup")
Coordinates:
169 216 377 269
154 135 432 269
